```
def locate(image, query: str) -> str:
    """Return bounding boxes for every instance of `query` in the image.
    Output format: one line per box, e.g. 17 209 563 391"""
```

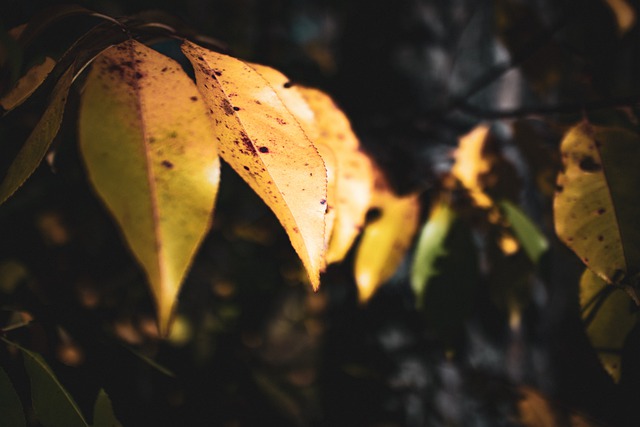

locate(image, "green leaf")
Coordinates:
410 200 478 346
500 200 548 264
579 269 637 383
554 122 640 299
79 40 220 336
0 65 74 205
19 345 89 427
0 365 26 427
92 389 122 427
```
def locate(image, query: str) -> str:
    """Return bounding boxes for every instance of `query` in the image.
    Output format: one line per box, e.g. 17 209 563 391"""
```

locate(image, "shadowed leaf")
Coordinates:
500 200 548 264
0 56 55 112
0 365 26 427
93 389 122 427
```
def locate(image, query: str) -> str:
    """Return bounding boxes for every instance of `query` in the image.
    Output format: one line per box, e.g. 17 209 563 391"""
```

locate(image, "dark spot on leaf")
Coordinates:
197 56 204 61
293 227 299 233
241 135 256 153
233 106 241 111
320 199 327 205
555 185 564 193
276 118 287 125
190 96 198 101
598 235 604 241
161 67 168 72
214 70 222 76
149 137 156 143
259 146 269 153
597 208 606 215
583 257 589 263
161 160 174 169
222 102 235 116
579 156 602 172
365 208 382 223
169 131 178 138
122 61 134 68
283 81 294 88
255 100 262 105
134 72 143 80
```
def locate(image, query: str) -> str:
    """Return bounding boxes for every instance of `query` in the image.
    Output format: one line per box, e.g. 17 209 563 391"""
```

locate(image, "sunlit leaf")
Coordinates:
0 65 74 205
603 0 636 35
0 365 26 427
354 170 420 302
14 343 89 427
554 122 640 300
518 386 603 427
451 125 492 208
1 56 55 112
182 40 327 289
500 200 548 264
579 269 636 383
410 199 478 345
79 40 220 335
93 389 122 427
298 87 374 265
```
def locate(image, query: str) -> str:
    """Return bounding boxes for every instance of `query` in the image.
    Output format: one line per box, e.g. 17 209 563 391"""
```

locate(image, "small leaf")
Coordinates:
0 365 26 427
554 122 640 298
500 200 548 264
579 269 636 383
1 56 55 112
354 170 420 302
79 40 220 335
18 345 89 427
93 389 122 427
0 65 74 205
182 40 327 289
603 0 636 35
451 125 493 208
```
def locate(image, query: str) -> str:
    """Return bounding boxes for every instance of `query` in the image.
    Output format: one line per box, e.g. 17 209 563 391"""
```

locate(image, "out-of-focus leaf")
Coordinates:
182 40 327 289
1 56 55 112
93 389 122 427
554 122 640 300
298 87 374 265
15 343 88 427
354 170 420 302
579 269 636 383
500 200 548 264
79 40 220 336
410 200 456 304
517 386 604 427
0 65 74 205
410 199 478 345
0 365 26 427
451 125 492 208
603 0 636 35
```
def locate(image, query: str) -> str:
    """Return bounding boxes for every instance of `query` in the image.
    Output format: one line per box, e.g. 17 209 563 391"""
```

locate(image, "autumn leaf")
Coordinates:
579 269 636 383
0 65 74 205
451 125 493 208
354 169 420 302
79 40 220 336
0 56 55 113
182 40 327 289
554 122 640 300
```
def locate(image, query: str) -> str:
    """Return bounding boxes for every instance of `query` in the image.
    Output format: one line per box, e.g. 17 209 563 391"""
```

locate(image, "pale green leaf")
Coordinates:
579 269 636 383
92 389 122 427
0 365 26 427
554 122 640 298
79 40 220 336
0 65 73 205
182 40 327 289
500 200 548 264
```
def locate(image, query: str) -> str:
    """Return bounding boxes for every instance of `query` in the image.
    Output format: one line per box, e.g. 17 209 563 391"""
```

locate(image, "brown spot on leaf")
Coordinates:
276 118 287 125
243 166 250 171
320 199 327 205
258 146 269 153
190 96 198 101
597 208 606 215
221 102 235 116
598 235 604 241
161 160 174 169
283 81 294 88
233 106 241 111
365 208 382 223
134 72 143 80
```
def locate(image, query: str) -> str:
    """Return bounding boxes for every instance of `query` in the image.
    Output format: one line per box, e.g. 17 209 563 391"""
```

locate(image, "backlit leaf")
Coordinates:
500 200 548 264
451 125 492 208
79 40 220 335
93 389 122 427
579 269 636 382
354 169 420 302
603 0 636 35
554 122 640 299
0 365 26 427
182 40 327 289
0 65 74 205
1 56 55 112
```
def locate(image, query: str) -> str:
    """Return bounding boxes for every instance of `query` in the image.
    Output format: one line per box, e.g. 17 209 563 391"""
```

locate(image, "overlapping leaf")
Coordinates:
0 365 26 427
580 269 636 382
0 56 55 112
554 122 640 299
79 40 220 335
182 40 327 289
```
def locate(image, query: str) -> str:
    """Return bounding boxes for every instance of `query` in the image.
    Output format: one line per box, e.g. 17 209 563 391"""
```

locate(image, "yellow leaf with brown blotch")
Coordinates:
182 40 327 289
354 168 420 302
79 40 220 336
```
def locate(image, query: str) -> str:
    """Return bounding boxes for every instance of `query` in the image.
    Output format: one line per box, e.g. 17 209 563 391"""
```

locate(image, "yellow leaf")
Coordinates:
354 169 420 302
579 269 636 383
0 66 74 205
182 40 327 289
1 56 55 112
603 0 636 35
79 40 220 336
297 87 374 265
451 125 492 208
